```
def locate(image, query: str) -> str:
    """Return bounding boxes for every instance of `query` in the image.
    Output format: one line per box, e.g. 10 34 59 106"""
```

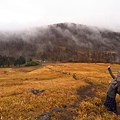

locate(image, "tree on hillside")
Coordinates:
0 56 8 67
14 56 26 66
0 56 14 67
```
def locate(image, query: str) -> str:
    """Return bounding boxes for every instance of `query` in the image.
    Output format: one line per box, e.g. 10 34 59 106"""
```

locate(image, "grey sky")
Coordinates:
0 0 120 31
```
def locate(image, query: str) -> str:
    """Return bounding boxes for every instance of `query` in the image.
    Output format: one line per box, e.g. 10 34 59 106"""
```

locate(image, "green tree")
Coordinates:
14 56 26 66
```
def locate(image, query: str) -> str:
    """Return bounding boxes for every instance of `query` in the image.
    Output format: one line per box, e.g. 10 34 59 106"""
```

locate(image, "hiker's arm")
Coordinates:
108 66 116 79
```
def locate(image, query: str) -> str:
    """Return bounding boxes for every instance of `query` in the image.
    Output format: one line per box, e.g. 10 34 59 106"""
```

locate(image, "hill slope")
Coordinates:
0 23 120 63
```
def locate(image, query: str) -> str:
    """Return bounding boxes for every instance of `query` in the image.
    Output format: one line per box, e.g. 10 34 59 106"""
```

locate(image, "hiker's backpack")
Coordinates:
117 71 120 94
117 80 120 94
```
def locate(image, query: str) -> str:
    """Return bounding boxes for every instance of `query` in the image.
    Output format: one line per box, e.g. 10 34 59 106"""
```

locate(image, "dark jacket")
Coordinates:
107 68 117 98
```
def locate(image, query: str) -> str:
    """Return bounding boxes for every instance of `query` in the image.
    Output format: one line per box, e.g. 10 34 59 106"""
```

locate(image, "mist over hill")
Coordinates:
0 23 120 63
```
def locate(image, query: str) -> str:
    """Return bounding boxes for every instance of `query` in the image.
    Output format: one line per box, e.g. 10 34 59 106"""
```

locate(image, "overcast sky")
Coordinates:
0 0 120 31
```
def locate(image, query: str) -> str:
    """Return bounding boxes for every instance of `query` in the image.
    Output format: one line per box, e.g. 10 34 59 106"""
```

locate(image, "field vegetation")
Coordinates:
0 63 120 120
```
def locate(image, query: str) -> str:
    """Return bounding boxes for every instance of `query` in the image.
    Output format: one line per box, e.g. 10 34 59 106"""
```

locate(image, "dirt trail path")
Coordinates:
56 82 96 120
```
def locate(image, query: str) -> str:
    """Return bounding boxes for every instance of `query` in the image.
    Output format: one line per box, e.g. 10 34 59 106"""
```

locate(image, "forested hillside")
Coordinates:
0 23 120 64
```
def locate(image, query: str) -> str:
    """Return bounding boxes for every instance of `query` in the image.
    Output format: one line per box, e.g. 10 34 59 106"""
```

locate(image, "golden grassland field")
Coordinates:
0 63 120 120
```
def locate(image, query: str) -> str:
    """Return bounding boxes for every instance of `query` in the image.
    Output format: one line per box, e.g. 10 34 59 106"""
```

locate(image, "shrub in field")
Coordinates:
25 61 39 67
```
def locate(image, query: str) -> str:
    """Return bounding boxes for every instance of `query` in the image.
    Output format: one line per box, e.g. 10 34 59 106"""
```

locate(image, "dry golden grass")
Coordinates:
0 63 120 120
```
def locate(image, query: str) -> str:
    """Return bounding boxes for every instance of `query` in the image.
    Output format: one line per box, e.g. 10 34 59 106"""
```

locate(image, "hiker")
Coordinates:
104 66 118 113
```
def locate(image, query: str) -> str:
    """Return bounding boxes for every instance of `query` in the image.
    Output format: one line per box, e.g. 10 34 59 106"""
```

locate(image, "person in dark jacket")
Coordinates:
104 66 118 113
